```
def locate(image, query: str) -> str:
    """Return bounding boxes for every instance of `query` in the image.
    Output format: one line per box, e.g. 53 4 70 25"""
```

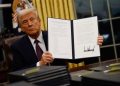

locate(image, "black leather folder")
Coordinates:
81 71 120 86
8 66 71 86
8 81 37 86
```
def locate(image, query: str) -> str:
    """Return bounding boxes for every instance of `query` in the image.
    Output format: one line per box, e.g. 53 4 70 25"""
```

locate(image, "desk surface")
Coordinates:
70 61 120 86
71 69 120 86
82 71 120 83
70 59 120 86
70 70 93 82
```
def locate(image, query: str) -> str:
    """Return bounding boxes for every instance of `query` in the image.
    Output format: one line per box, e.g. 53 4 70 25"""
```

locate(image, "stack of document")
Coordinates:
8 81 37 86
8 66 70 86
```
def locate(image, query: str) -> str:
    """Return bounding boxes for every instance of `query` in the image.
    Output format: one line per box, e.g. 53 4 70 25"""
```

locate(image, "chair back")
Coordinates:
2 35 24 71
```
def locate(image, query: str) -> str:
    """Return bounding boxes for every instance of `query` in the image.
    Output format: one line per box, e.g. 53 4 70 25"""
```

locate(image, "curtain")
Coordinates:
32 0 76 31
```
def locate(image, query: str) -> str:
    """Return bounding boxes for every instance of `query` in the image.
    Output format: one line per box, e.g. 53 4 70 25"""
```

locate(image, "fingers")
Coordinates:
42 54 53 63
40 52 54 65
97 36 103 45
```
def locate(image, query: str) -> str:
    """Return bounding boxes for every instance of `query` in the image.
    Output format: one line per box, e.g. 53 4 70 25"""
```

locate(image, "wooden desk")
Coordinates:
70 59 120 86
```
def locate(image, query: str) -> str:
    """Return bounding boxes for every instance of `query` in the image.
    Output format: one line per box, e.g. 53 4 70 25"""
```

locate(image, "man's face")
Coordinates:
19 12 41 36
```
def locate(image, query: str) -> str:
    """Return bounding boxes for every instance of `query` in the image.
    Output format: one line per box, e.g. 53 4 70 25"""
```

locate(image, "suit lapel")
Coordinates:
20 32 48 62
21 35 38 61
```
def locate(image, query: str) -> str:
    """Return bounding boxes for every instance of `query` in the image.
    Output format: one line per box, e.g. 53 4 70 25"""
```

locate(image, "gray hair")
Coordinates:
18 7 38 18
17 7 39 24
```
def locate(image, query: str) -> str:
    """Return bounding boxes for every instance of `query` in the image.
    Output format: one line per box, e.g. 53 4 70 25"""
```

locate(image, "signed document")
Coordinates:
48 16 100 59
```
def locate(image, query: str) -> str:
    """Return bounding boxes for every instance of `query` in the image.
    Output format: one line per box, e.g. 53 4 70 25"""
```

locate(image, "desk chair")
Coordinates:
0 35 24 82
2 35 24 70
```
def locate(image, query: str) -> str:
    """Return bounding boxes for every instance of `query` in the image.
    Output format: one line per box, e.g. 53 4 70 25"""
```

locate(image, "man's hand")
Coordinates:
40 51 54 65
97 36 103 46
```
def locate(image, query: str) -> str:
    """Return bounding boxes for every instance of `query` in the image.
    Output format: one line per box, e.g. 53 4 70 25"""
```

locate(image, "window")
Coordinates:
74 0 120 63
0 0 12 33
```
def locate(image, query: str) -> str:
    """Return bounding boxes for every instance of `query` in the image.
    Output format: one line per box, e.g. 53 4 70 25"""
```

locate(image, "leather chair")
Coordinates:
0 35 24 82
2 35 24 70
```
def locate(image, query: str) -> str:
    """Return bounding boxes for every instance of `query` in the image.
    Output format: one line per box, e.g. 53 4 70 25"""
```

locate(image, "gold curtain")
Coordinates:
32 0 76 31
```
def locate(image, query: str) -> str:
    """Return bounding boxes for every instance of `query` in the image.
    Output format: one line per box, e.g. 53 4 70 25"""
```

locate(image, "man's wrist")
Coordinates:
36 61 46 67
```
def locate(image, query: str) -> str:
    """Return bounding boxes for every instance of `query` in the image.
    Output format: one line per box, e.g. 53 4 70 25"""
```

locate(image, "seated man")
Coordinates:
11 2 103 71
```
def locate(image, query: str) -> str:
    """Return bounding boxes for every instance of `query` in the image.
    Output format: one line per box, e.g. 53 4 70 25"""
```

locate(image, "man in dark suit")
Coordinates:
11 5 103 71
11 7 54 71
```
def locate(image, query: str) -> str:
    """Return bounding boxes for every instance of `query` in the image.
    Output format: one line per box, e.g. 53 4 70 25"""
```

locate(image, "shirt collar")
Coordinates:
28 32 43 45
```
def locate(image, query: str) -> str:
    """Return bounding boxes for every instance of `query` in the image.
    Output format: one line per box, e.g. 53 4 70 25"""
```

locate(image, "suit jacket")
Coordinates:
11 31 48 71
11 31 98 71
11 31 70 71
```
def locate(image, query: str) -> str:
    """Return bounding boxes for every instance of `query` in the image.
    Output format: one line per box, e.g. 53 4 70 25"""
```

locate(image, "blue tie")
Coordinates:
34 40 43 60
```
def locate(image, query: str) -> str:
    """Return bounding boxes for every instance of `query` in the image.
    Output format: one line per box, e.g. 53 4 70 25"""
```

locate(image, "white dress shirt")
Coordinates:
28 32 47 66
